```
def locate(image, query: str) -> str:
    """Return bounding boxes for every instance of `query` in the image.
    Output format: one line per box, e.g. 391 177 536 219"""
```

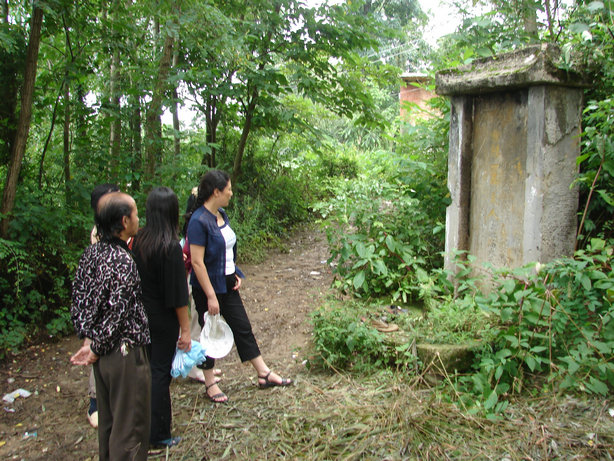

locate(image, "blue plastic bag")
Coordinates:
170 340 207 378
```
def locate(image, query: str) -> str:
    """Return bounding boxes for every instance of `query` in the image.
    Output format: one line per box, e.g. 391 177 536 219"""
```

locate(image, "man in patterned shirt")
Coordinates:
70 191 151 461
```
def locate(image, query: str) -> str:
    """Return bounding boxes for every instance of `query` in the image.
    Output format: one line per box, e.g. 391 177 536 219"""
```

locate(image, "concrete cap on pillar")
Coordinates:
435 44 588 96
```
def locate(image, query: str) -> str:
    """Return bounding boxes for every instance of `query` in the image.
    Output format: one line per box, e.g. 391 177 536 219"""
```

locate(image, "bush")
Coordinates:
310 300 418 372
455 239 614 414
0 189 82 356
314 175 445 302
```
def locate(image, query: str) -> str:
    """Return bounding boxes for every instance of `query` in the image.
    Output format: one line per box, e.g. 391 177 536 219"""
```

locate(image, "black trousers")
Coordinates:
94 345 150 461
146 311 179 443
192 274 261 369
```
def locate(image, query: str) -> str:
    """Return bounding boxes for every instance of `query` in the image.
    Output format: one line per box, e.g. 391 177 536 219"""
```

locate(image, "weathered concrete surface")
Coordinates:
437 45 585 277
436 44 587 96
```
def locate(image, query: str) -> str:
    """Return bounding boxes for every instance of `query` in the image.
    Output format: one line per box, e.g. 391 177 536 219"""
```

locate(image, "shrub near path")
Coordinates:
1 228 613 460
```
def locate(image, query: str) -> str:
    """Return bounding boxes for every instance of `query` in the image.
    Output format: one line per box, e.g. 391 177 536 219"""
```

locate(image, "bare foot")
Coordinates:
188 367 222 383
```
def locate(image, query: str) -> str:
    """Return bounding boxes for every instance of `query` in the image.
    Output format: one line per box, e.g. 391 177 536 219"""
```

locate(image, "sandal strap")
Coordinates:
258 371 272 381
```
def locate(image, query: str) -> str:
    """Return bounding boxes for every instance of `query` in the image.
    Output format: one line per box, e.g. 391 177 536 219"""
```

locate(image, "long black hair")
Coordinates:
133 186 179 264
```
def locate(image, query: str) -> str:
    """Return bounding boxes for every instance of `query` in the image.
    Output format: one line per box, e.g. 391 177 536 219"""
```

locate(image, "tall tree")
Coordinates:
182 0 390 181
144 22 175 185
108 0 122 178
1 4 43 236
170 48 181 179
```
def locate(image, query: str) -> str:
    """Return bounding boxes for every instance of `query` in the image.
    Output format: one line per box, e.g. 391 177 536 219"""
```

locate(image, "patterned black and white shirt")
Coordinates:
71 237 150 356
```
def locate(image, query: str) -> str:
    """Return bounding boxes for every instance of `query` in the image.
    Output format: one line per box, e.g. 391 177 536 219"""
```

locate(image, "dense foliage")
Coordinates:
1 0 612 418
310 0 614 415
457 239 614 414
0 0 422 354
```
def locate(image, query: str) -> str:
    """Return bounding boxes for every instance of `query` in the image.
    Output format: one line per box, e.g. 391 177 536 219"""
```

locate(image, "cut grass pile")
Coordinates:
163 367 613 460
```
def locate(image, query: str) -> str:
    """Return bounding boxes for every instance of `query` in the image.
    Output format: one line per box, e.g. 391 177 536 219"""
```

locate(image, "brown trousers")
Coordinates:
93 345 151 461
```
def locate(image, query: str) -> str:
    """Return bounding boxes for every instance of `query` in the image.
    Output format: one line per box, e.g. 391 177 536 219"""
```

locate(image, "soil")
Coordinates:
0 227 333 461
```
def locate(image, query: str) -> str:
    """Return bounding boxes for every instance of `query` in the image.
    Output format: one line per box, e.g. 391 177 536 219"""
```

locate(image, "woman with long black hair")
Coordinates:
132 186 191 449
187 170 292 403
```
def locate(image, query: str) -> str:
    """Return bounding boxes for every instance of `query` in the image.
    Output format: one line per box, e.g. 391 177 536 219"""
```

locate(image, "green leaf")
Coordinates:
580 274 592 291
373 259 388 275
353 271 366 290
355 242 367 258
569 22 590 34
530 346 547 353
495 348 512 360
596 189 614 206
586 377 609 395
385 234 396 252
587 2 605 13
484 390 498 410
494 365 504 380
525 355 536 372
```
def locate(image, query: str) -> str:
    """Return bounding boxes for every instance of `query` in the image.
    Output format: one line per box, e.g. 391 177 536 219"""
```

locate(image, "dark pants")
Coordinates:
94 345 151 461
147 312 179 443
192 274 261 369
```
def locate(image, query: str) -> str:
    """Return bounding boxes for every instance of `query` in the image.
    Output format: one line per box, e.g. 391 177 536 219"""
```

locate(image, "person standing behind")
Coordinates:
132 186 191 450
70 192 151 461
188 170 292 403
84 183 120 429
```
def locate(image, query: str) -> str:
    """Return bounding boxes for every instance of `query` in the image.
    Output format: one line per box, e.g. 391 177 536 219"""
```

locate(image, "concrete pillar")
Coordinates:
436 44 586 275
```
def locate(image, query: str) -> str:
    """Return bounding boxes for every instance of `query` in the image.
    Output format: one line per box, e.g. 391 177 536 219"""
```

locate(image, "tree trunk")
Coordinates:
544 0 555 38
130 97 142 193
232 88 258 183
522 0 538 41
73 84 88 171
144 31 174 186
204 94 218 167
63 82 71 202
1 6 43 237
38 83 64 187
109 43 121 177
171 49 181 178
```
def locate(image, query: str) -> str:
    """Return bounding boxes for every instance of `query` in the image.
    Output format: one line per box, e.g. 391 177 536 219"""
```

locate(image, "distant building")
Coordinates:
399 73 436 124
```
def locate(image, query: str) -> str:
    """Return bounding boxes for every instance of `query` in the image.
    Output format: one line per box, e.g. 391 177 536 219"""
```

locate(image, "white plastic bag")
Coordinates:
200 312 234 359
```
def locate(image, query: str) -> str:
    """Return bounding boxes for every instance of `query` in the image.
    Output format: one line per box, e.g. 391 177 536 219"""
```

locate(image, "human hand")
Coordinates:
207 296 220 315
233 274 242 291
70 343 99 366
178 330 191 352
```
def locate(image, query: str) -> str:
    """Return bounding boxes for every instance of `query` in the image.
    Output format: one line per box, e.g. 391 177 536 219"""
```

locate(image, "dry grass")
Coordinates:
159 366 614 461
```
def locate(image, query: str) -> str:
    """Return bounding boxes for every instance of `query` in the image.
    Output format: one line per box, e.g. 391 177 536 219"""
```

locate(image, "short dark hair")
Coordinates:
95 192 134 242
90 183 120 211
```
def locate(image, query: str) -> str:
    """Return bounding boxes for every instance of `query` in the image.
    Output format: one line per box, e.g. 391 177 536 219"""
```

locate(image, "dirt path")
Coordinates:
0 227 333 460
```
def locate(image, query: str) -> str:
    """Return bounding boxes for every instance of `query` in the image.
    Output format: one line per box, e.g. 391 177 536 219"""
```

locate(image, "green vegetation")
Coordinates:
0 0 410 354
307 0 614 419
0 0 612 431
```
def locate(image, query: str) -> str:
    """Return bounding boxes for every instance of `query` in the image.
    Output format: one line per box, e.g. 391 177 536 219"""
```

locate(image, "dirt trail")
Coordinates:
0 228 332 460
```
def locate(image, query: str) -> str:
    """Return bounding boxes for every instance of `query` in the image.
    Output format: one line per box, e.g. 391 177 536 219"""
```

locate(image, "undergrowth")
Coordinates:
168 367 614 460
311 238 614 418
